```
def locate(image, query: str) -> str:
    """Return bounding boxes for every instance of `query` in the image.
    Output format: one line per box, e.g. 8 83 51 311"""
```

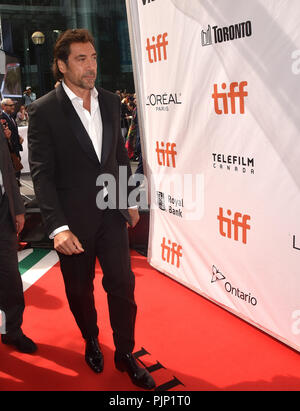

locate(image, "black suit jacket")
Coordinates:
0 112 23 156
0 127 25 230
28 84 134 238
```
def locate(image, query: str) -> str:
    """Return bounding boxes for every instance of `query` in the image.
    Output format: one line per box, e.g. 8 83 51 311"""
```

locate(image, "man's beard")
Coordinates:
78 72 96 90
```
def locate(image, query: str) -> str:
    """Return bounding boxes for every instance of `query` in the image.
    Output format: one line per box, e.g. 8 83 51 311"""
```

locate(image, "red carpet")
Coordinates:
0 250 300 391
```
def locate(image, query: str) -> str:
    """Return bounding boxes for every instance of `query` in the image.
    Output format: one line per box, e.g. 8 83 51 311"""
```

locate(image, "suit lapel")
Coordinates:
55 84 100 166
3 112 17 130
98 88 113 167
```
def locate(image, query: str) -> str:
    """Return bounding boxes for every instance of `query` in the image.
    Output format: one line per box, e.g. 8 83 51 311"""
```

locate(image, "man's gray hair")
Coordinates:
1 98 12 106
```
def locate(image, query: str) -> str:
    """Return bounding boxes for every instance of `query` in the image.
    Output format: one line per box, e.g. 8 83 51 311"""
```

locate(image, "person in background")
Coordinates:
23 86 36 108
1 99 23 186
121 96 131 141
0 124 37 354
16 105 29 127
125 100 137 159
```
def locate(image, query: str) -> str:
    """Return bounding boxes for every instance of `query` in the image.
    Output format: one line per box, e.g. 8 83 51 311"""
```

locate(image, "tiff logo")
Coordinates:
146 33 168 63
217 207 251 244
212 81 248 114
161 237 183 268
142 0 155 4
156 142 177 168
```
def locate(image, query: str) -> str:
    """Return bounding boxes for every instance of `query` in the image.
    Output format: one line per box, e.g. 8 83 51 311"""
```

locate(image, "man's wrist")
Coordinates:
49 225 70 239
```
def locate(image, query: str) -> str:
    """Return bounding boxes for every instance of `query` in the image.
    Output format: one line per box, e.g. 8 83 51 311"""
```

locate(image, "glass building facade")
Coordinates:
0 0 133 99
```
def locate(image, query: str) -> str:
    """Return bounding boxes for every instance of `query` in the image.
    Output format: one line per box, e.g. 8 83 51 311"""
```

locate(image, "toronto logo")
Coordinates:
201 21 252 46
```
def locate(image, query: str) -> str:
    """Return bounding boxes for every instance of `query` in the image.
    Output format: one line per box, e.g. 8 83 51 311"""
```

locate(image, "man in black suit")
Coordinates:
1 98 23 186
28 29 155 390
0 125 37 353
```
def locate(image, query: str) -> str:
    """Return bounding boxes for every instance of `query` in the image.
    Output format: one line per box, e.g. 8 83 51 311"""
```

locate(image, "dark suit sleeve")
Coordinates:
9 151 25 216
27 102 68 236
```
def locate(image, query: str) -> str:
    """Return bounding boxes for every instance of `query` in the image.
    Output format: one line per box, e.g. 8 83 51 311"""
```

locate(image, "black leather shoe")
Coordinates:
1 333 37 354
115 352 156 390
85 337 104 373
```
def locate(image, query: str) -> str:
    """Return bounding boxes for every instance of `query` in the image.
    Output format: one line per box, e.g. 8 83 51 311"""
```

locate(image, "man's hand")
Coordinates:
54 230 84 256
19 136 24 144
15 214 25 234
127 208 140 229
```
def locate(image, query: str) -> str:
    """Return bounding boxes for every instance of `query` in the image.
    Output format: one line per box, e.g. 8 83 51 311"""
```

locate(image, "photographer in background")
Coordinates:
1 99 24 186
23 86 36 108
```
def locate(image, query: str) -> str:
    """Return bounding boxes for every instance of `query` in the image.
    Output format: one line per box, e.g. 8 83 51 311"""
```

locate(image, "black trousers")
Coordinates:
58 209 137 354
0 195 25 337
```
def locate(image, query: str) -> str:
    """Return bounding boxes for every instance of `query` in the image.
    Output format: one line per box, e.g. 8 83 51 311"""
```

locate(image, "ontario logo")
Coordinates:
201 21 252 46
211 265 226 283
211 265 258 306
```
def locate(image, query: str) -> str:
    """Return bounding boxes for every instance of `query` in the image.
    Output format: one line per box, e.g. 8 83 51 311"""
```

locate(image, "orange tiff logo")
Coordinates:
146 33 168 63
212 81 248 114
156 141 177 167
217 207 251 244
161 237 183 268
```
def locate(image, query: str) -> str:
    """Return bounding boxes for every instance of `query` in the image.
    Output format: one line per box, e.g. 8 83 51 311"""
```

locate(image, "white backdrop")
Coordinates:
19 126 29 173
126 0 300 352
